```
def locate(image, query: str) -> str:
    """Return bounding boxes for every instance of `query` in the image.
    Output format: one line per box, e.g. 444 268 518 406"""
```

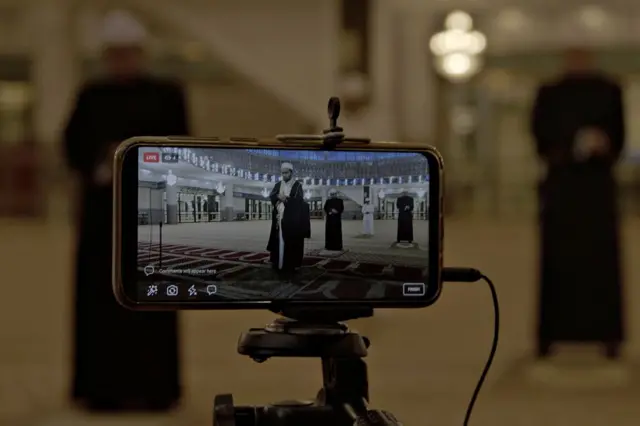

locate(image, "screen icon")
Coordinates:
402 283 426 297
143 152 160 163
188 285 197 297
166 285 179 296
143 265 155 276
206 285 217 295
146 285 158 296
162 153 179 163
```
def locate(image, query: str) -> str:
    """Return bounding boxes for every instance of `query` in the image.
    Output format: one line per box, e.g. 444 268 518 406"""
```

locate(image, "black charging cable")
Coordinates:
442 267 500 426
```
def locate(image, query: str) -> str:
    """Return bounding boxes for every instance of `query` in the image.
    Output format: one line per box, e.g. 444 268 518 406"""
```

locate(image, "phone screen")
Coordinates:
129 145 440 306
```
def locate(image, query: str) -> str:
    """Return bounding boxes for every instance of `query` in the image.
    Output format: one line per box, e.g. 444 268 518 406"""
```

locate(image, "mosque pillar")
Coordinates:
165 183 178 224
222 183 235 221
321 187 328 213
30 0 79 169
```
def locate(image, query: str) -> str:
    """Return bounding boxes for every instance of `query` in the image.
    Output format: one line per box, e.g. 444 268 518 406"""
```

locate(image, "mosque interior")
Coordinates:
137 147 431 300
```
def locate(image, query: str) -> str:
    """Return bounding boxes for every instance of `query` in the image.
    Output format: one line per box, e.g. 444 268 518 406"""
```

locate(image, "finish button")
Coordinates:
403 283 426 297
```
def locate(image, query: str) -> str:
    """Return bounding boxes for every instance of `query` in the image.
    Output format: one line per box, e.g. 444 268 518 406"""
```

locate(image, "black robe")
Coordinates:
531 73 624 344
63 75 189 408
396 195 414 243
302 201 311 238
266 180 306 273
323 197 344 250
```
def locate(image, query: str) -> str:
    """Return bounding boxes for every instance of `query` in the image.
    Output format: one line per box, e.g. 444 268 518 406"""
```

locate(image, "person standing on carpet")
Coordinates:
361 198 375 236
267 162 306 281
323 188 344 251
63 10 189 411
396 189 414 243
531 47 625 359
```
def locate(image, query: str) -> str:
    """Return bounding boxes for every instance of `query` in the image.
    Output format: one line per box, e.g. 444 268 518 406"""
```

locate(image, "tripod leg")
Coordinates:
320 357 369 411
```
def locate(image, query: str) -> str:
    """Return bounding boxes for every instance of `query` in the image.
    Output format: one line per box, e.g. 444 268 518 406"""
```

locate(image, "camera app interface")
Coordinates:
137 147 430 301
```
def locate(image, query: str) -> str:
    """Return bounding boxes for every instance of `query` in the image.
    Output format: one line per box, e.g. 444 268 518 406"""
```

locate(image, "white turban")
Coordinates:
400 188 407 193
281 162 294 172
99 10 148 47
328 188 338 196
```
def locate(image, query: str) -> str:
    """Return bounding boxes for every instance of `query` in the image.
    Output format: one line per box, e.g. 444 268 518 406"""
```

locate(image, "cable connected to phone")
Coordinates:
442 267 500 426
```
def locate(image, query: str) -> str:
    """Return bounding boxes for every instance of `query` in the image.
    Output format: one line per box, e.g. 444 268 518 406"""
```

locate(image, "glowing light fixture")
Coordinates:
215 182 226 194
579 6 607 30
430 10 487 83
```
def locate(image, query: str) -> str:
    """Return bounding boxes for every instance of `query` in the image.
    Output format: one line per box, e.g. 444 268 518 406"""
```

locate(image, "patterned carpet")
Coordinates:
137 243 428 300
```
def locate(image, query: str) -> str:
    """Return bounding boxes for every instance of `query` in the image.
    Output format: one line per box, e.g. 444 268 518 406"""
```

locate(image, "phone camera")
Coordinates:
166 285 179 296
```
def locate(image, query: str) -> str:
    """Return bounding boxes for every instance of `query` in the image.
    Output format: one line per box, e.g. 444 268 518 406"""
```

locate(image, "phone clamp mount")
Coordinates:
275 97 371 150
213 307 402 426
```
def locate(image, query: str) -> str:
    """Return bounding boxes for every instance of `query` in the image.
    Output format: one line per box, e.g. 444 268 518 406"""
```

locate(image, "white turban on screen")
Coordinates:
281 162 294 172
328 188 338 196
99 10 148 47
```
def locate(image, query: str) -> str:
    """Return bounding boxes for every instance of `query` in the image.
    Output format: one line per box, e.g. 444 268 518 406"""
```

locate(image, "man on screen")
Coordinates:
396 189 414 243
362 198 375 236
267 162 306 280
323 188 344 251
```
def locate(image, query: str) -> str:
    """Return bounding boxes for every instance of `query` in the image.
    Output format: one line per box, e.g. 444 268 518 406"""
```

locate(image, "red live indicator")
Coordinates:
143 153 160 163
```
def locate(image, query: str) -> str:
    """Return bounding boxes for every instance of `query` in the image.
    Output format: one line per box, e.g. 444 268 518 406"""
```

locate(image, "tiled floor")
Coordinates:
2 204 640 425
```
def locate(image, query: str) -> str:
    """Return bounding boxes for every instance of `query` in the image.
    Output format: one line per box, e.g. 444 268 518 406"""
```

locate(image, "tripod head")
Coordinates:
213 307 402 426
238 307 373 362
275 97 371 149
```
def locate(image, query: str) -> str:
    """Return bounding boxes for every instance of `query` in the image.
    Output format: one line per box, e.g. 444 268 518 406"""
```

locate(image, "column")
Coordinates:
321 187 328 214
165 184 178 224
148 188 164 224
30 0 79 170
222 183 234 221
206 195 215 221
396 6 437 143
200 196 206 221
214 195 221 220
340 0 396 139
369 186 378 216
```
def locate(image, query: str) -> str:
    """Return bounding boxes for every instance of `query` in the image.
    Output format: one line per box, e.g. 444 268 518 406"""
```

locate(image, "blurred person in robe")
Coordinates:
531 47 624 359
267 162 306 281
396 189 414 243
323 188 344 251
361 198 375 236
63 10 189 411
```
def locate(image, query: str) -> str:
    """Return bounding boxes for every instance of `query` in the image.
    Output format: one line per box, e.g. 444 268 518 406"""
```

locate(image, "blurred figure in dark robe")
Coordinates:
267 162 306 281
531 48 625 359
396 189 414 243
323 188 344 251
63 10 189 411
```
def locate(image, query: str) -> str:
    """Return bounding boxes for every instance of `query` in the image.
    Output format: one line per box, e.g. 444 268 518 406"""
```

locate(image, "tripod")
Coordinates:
213 307 402 426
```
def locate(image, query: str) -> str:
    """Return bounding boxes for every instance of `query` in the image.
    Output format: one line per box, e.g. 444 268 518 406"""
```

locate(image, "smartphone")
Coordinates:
113 137 443 310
